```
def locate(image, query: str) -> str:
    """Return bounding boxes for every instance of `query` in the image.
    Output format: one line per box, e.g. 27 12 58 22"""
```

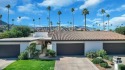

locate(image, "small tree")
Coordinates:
27 43 36 58
115 26 125 35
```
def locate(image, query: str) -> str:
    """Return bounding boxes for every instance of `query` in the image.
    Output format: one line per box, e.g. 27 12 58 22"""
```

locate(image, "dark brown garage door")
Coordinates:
57 43 84 55
0 44 20 58
103 43 125 55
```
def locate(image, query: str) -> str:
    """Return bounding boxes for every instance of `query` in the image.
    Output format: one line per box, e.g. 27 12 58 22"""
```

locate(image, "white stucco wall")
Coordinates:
85 41 103 55
0 42 30 53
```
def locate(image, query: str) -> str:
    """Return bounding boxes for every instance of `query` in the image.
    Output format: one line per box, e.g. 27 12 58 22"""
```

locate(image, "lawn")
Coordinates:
3 60 55 70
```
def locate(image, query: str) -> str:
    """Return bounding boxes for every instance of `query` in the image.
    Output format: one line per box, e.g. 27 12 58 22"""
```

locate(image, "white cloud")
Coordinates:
17 16 30 22
106 4 125 13
79 0 102 9
38 0 77 9
0 7 14 14
17 4 44 14
0 0 17 7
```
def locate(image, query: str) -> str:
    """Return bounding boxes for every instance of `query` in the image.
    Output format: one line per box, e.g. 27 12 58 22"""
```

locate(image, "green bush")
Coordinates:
92 58 104 64
100 62 109 68
119 64 125 70
103 55 109 60
45 49 56 57
18 51 28 60
96 50 107 57
86 51 97 58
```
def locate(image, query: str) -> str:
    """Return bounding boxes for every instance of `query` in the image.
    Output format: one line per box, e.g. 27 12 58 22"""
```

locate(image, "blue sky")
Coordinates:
0 0 125 30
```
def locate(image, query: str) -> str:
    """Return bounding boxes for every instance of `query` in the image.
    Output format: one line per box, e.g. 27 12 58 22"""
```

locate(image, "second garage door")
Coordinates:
0 44 20 58
103 43 125 55
57 43 84 55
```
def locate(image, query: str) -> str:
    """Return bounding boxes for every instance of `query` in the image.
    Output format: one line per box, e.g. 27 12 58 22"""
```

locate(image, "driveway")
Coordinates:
55 56 99 70
0 58 15 70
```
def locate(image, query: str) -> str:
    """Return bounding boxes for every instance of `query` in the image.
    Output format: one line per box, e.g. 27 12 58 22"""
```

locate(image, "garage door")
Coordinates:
57 43 84 55
103 43 125 55
0 44 20 58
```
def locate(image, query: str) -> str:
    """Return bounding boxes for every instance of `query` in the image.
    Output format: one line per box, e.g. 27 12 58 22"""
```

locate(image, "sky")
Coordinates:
0 0 125 30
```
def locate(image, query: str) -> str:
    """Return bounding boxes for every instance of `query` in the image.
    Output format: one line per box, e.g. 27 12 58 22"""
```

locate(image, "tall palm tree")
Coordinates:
12 19 14 25
6 4 11 30
33 19 35 32
38 18 41 27
101 9 105 30
0 14 2 20
82 8 89 31
58 10 62 31
106 14 110 31
47 6 51 32
19 16 21 25
71 8 75 31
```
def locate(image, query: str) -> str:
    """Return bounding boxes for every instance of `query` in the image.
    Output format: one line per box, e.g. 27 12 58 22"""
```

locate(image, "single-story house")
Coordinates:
0 32 51 58
51 31 125 56
1 31 125 58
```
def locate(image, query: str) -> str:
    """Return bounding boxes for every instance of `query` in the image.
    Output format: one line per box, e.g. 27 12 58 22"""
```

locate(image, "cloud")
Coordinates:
17 4 44 14
87 14 125 29
79 0 102 9
0 0 17 7
0 7 14 14
106 4 125 13
38 0 77 9
17 16 30 22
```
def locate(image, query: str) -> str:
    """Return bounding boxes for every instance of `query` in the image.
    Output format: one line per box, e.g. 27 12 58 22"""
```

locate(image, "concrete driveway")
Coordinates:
0 58 15 70
55 56 99 70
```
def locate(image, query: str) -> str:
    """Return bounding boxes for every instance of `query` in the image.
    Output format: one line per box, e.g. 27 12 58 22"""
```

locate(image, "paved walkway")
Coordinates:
0 58 15 70
54 56 99 70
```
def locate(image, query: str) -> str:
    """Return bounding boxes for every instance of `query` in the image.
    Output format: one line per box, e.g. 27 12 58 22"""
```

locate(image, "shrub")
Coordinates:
119 64 125 70
92 58 104 64
45 49 56 57
100 62 109 68
103 55 109 60
96 50 107 57
86 51 97 58
18 51 28 60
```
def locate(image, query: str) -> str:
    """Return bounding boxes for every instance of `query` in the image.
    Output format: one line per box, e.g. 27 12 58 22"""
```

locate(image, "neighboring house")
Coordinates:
51 31 125 56
0 32 51 58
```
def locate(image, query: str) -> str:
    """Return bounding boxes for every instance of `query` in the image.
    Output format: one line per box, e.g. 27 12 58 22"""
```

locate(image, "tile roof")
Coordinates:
52 31 125 41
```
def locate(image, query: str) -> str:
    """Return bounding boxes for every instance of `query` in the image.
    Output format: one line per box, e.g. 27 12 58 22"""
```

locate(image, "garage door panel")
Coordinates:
57 43 84 55
103 43 125 55
0 45 20 58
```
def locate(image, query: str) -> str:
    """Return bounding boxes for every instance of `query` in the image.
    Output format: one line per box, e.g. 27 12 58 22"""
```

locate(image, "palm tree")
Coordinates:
50 21 53 31
69 22 72 31
47 6 51 32
6 4 11 30
106 14 110 31
0 14 2 20
33 19 35 32
38 18 41 27
82 8 89 31
19 16 21 25
12 19 14 25
101 9 105 30
93 24 94 30
71 8 75 31
58 10 62 31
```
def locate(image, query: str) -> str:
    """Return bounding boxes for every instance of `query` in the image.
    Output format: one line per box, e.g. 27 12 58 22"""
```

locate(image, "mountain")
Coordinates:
0 20 8 25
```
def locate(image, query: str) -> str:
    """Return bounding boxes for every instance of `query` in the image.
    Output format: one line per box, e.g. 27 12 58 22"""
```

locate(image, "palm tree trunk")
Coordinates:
59 15 60 31
103 14 104 30
49 11 50 32
84 15 86 31
108 17 109 31
34 21 35 32
72 13 74 31
8 8 9 30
